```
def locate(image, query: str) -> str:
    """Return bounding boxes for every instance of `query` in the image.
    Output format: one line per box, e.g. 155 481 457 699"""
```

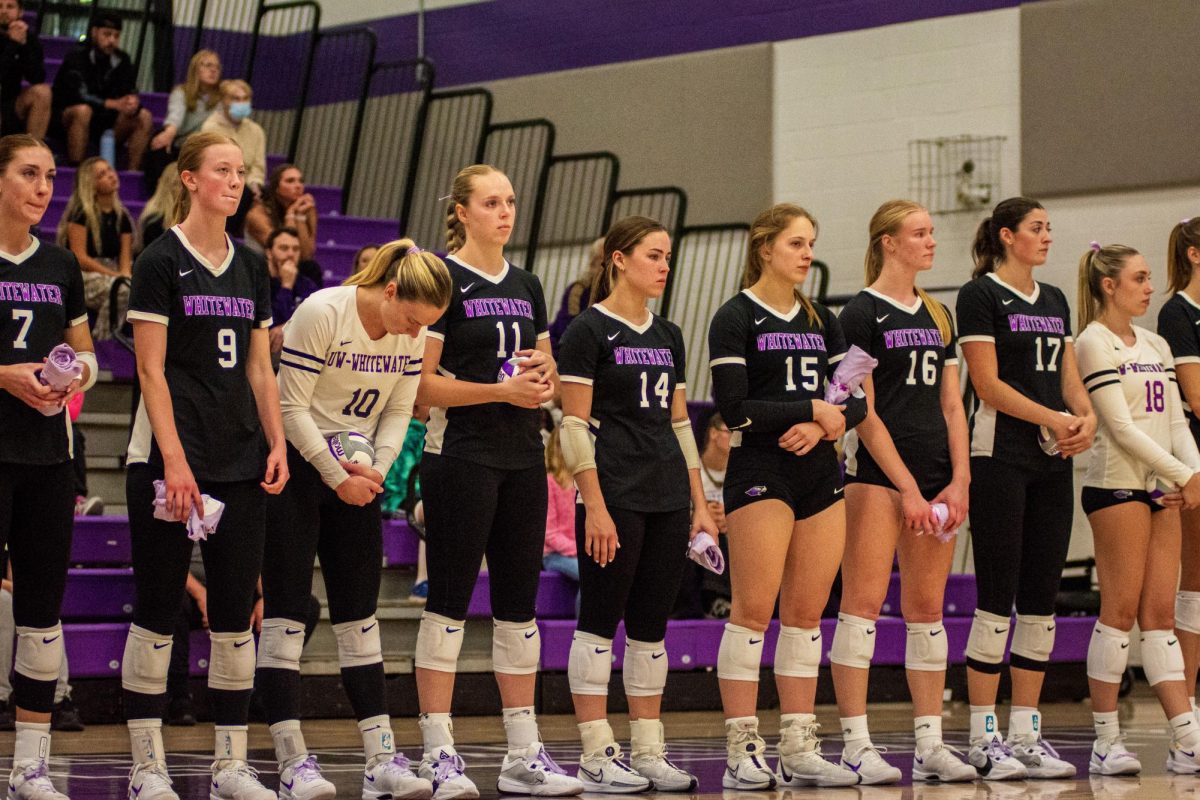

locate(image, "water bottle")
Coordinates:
99 129 116 166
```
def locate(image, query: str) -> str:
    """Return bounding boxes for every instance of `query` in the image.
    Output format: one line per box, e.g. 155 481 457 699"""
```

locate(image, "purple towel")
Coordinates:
35 343 83 416
825 345 878 404
687 531 725 574
918 502 957 543
152 479 226 541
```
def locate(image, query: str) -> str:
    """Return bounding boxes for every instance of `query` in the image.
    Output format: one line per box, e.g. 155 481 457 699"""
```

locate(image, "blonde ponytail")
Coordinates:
344 237 453 309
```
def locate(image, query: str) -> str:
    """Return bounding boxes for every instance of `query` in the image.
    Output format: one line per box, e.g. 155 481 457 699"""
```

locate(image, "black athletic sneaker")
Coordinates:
51 696 84 731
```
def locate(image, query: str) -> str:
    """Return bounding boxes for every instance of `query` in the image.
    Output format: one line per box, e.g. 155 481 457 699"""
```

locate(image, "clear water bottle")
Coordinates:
99 129 115 166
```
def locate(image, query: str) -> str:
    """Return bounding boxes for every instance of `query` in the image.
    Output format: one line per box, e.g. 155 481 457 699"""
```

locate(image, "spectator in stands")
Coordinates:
144 49 221 192
352 244 380 276
0 0 49 139
52 11 153 169
201 78 265 236
245 163 322 287
548 236 604 356
137 162 179 251
57 156 134 341
265 227 317 355
542 422 578 587
698 412 731 617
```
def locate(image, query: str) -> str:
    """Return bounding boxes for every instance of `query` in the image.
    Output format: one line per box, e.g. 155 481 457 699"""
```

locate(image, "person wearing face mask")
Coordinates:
51 11 153 169
201 79 265 237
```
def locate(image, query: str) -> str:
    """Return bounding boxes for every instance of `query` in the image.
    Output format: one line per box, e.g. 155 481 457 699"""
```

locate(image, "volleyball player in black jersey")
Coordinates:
0 134 97 800
121 131 288 800
413 164 582 799
557 216 717 793
956 197 1094 780
708 203 864 790
1159 217 1200 721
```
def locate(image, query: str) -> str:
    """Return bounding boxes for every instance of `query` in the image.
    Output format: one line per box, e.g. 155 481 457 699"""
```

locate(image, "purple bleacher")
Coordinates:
308 184 341 210
881 572 977 617
54 167 146 203
382 518 420 566
318 215 396 248
93 338 136 381
316 243 359 283
39 36 74 62
467 571 577 619
70 516 132 564
66 623 210 678
61 568 134 619
43 198 145 234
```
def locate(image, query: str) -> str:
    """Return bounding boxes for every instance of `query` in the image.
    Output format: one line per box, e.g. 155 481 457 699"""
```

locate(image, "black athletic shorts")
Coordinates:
1081 487 1167 515
723 441 843 520
844 442 950 501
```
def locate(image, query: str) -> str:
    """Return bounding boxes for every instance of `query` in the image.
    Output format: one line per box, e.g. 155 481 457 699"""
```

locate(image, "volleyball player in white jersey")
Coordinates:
414 164 582 799
1076 243 1200 775
834 200 975 784
0 134 97 800
256 239 451 800
1157 218 1200 719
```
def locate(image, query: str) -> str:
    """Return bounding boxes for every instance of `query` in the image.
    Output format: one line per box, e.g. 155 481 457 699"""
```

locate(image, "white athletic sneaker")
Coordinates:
127 762 178 800
1166 739 1200 775
629 749 696 792
911 742 976 783
1008 734 1077 779
777 720 859 787
418 748 479 800
722 723 775 790
364 754 433 800
1089 736 1141 776
8 761 67 800
209 761 274 800
497 744 584 796
577 744 651 794
839 743 900 785
277 755 336 800
968 736 1028 781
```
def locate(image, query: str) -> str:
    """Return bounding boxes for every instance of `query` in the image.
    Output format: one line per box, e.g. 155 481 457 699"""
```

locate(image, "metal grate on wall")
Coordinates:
909 135 1005 215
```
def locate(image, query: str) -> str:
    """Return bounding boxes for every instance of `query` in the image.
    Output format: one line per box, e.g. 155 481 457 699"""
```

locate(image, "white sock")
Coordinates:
502 706 539 754
358 714 396 766
1008 706 1039 739
839 715 871 752
1171 712 1200 749
914 716 942 752
1191 696 1197 714
419 712 455 755
1093 710 1119 741
269 719 307 768
578 719 616 758
128 718 165 767
969 705 998 742
214 725 248 769
13 722 50 766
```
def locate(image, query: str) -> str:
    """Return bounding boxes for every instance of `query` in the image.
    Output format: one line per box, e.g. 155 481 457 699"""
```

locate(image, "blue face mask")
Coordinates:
228 101 252 121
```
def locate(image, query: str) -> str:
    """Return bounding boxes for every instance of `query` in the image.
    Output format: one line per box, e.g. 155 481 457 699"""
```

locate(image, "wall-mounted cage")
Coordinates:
908 135 1005 214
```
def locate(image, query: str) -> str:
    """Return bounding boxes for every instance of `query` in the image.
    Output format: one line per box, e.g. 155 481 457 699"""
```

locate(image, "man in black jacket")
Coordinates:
0 0 49 138
51 11 151 167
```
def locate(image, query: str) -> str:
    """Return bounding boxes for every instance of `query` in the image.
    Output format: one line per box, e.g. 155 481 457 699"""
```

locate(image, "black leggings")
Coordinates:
421 453 546 622
124 464 265 723
258 445 384 723
576 505 691 642
0 460 74 712
968 457 1073 669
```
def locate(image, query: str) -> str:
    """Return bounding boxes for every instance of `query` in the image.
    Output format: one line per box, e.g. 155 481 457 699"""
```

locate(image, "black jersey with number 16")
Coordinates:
558 305 689 512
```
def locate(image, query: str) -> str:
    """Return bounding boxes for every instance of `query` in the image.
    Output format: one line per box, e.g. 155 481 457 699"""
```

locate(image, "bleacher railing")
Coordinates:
482 119 555 268
245 1 320 161
175 0 262 83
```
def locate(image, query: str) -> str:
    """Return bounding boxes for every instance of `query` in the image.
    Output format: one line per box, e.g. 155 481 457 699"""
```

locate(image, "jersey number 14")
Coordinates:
639 371 669 408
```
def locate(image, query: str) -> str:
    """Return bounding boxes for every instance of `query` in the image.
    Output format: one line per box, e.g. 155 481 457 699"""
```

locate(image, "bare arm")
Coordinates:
245 326 288 493
930 362 970 531
243 204 271 249
118 231 133 275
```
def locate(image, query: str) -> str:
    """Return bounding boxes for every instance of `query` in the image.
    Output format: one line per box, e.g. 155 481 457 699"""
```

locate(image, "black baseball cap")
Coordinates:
89 12 122 31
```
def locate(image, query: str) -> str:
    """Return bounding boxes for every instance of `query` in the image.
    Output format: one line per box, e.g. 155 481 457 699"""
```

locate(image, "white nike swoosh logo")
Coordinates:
1002 298 1015 305
179 269 193 277
875 315 889 323
754 317 768 325
607 332 619 341
460 282 476 293
834 487 843 494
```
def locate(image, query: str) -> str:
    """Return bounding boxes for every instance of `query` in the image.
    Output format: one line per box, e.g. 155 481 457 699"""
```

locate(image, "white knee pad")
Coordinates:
905 620 948 672
492 618 540 675
965 609 1011 666
774 626 821 678
256 618 306 671
829 614 876 670
717 623 765 682
15 624 64 683
208 630 256 691
333 616 383 669
414 611 465 673
1010 614 1056 663
623 638 668 697
1177 591 1200 634
568 631 613 696
121 624 172 695
1141 629 1186 686
1086 622 1131 684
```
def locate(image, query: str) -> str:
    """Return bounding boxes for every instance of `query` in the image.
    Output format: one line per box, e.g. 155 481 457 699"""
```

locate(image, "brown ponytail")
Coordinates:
971 196 1044 279
1167 218 1200 293
590 215 668 305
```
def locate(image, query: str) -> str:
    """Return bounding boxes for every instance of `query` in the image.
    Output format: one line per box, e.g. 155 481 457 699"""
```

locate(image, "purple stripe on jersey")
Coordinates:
463 297 534 319
1118 363 1166 374
325 351 419 373
0 281 64 305
613 346 675 366
883 328 945 348
756 332 826 352
1006 313 1065 335
182 295 256 320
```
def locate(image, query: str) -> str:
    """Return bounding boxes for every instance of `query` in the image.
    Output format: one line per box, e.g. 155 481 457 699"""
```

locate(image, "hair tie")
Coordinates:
438 194 452 202
1089 241 1102 252
1183 218 1192 226
408 245 423 254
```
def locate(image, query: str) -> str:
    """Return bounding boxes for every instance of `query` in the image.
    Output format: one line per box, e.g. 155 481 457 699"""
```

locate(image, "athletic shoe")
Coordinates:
8 761 67 800
74 495 103 516
1008 734 1077 779
418 748 478 800
577 744 651 793
497 744 583 796
278 755 336 800
723 721 775 790
629 748 696 792
968 736 1028 780
364 754 433 800
778 720 859 788
50 696 83 732
839 743 900 785
209 761 274 800
1088 736 1140 776
911 742 976 782
408 581 430 605
1166 739 1200 775
127 762 178 800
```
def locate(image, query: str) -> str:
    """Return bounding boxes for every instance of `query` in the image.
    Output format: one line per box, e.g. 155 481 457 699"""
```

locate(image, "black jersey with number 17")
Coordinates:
955 272 1072 471
558 305 689 512
424 255 549 470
